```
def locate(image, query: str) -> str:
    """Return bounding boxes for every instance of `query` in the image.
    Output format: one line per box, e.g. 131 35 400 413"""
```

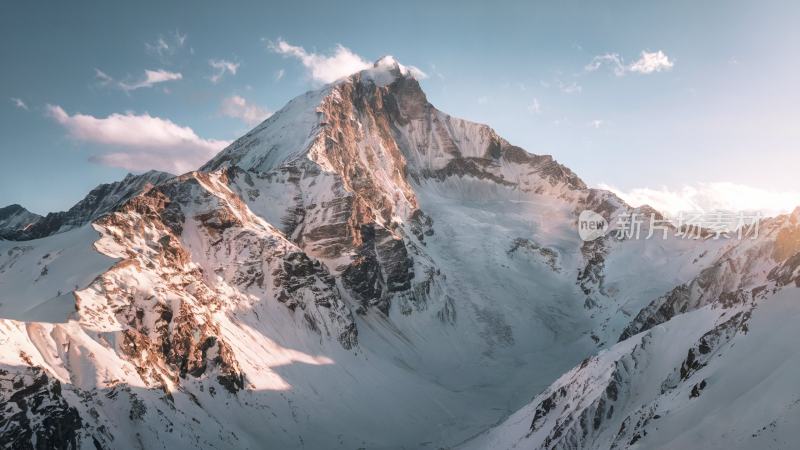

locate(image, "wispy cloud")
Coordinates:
274 68 285 81
405 66 428 79
209 59 240 84
585 53 626 76
46 105 228 173
527 98 541 114
430 64 445 80
589 119 604 129
119 70 183 91
94 68 114 86
599 182 799 217
267 39 371 84
146 30 188 62
557 79 582 94
96 69 183 92
540 77 581 94
10 98 28 110
586 50 674 76
220 95 272 126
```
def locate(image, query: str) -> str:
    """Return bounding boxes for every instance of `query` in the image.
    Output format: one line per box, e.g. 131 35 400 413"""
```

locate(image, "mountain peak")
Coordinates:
791 205 800 222
202 61 585 199
122 169 174 183
0 204 27 214
356 55 424 86
374 55 401 69
0 203 42 238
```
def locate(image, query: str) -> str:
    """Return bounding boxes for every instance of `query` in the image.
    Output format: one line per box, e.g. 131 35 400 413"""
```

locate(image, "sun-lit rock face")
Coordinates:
205 57 591 317
0 170 173 241
1 59 799 449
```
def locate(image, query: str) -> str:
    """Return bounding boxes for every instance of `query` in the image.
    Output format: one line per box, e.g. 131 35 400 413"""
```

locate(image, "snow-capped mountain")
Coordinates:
0 57 797 449
461 210 800 450
0 204 42 238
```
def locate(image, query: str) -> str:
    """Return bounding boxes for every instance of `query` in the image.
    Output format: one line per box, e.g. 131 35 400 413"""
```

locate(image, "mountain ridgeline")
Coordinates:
1 57 799 449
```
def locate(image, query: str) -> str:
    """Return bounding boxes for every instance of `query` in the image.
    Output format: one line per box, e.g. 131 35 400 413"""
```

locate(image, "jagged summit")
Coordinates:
373 55 404 69
0 204 42 237
201 55 423 174
121 169 172 182
202 57 585 195
360 55 424 86
0 169 172 240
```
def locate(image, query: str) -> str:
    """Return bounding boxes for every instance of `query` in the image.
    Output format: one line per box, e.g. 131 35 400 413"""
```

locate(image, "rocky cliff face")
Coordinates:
206 57 594 320
1 59 797 449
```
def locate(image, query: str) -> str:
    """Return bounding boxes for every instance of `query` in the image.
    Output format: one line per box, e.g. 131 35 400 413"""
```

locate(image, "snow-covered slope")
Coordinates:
0 225 116 323
1 58 796 449
461 209 800 450
462 286 800 450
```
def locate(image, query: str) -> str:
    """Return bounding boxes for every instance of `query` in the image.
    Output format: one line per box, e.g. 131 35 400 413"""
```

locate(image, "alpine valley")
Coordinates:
1 58 799 450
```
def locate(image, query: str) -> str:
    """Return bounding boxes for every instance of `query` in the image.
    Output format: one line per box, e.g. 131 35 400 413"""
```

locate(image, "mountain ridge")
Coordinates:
0 170 173 241
1 58 798 449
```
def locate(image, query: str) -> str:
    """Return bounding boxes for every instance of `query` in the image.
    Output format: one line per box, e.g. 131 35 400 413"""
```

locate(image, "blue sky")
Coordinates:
2 0 799 214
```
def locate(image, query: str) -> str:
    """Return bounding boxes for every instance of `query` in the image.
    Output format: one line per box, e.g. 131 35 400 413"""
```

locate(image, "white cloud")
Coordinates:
599 182 800 217
589 119 604 129
586 50 673 76
119 69 183 91
209 59 240 84
372 55 427 79
147 37 169 56
267 39 427 84
10 98 28 110
97 69 182 92
220 95 272 126
268 39 371 84
46 104 229 174
274 68 285 81
527 98 541 114
146 30 187 61
405 65 428 80
628 51 674 74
